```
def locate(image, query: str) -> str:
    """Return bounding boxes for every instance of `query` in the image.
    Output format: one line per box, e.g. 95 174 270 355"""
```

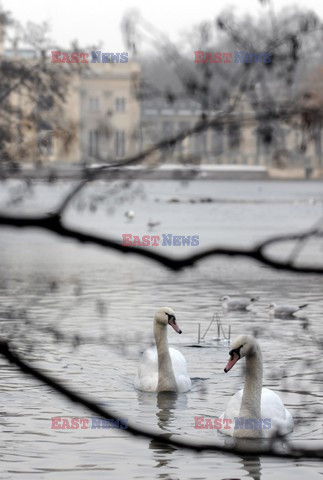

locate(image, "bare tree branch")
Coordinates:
0 212 321 274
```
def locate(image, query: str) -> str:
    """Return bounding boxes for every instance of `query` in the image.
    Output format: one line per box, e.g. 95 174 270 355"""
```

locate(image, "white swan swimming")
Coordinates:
221 295 258 311
268 302 308 317
219 335 293 438
134 307 192 393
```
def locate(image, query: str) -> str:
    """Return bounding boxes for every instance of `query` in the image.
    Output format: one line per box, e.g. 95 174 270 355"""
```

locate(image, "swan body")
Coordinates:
220 335 293 438
219 387 293 438
268 303 308 317
221 295 258 311
134 307 191 393
135 346 191 393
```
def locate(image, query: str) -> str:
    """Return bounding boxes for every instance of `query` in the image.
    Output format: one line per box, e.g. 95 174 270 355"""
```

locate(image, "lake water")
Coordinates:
0 179 323 479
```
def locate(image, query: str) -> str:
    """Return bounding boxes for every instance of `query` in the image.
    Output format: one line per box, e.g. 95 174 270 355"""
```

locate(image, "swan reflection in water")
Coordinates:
220 436 264 480
148 392 264 480
155 391 187 430
238 452 262 480
222 435 293 480
141 391 188 472
239 455 262 480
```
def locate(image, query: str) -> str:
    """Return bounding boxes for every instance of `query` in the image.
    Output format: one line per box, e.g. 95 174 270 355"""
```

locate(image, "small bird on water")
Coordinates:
125 210 135 220
221 295 259 311
268 303 308 317
147 220 161 229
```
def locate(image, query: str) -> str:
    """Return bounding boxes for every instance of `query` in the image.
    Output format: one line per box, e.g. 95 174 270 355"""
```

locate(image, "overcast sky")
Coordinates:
2 0 323 51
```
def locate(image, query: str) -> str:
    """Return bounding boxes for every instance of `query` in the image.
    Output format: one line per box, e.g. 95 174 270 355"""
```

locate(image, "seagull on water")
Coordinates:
268 303 308 317
125 210 135 220
221 295 259 311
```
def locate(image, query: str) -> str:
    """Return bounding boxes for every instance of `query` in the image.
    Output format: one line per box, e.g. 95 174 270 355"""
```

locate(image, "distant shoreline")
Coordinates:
1 164 322 181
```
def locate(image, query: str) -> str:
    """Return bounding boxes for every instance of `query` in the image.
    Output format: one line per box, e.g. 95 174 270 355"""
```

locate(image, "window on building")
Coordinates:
37 121 53 156
38 131 53 156
314 125 322 160
89 130 100 157
161 121 174 157
162 121 173 138
256 124 272 161
37 95 54 111
228 123 240 149
116 97 126 113
115 130 125 157
194 131 207 156
89 97 99 112
212 125 224 155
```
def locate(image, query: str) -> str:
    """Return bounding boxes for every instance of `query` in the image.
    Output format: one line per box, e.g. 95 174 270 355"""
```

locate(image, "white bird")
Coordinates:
134 307 192 393
221 295 258 311
219 335 293 438
125 210 135 220
268 303 308 317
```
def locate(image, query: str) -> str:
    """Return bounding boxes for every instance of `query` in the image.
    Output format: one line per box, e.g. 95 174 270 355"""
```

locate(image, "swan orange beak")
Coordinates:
224 352 240 372
168 316 182 334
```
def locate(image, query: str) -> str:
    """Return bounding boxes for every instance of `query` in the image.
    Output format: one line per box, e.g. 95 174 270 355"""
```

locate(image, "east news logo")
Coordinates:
194 51 272 64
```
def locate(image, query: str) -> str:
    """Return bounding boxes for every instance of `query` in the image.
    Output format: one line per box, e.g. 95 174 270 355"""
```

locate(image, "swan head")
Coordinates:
154 307 182 334
224 335 259 372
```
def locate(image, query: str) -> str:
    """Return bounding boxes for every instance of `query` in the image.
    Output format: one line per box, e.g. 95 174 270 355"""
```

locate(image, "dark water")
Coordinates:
0 179 323 479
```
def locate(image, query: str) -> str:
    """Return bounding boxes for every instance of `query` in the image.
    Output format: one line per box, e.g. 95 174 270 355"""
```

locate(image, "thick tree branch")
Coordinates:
0 213 321 274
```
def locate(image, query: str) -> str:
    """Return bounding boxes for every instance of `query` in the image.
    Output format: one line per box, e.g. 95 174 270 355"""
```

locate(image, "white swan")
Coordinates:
134 307 192 393
219 335 293 438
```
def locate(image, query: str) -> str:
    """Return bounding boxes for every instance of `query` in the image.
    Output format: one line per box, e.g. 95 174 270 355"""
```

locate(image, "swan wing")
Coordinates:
219 389 243 436
134 347 192 393
260 388 294 436
169 347 192 393
219 388 293 437
134 346 158 392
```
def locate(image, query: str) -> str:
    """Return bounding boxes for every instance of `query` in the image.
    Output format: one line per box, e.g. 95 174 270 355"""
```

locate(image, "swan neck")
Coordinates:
154 321 177 392
239 349 263 418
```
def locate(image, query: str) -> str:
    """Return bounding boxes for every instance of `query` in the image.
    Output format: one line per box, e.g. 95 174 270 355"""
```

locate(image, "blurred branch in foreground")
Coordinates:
0 204 322 274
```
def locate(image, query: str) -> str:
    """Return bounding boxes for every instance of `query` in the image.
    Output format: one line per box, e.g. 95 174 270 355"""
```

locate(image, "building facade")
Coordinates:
79 61 140 165
1 18 322 173
140 95 322 170
1 33 141 165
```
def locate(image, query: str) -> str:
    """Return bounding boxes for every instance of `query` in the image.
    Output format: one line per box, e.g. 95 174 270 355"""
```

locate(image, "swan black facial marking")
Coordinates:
165 312 176 323
229 345 243 358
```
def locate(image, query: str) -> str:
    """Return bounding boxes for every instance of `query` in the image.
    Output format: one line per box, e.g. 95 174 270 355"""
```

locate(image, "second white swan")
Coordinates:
134 307 192 393
219 335 293 438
